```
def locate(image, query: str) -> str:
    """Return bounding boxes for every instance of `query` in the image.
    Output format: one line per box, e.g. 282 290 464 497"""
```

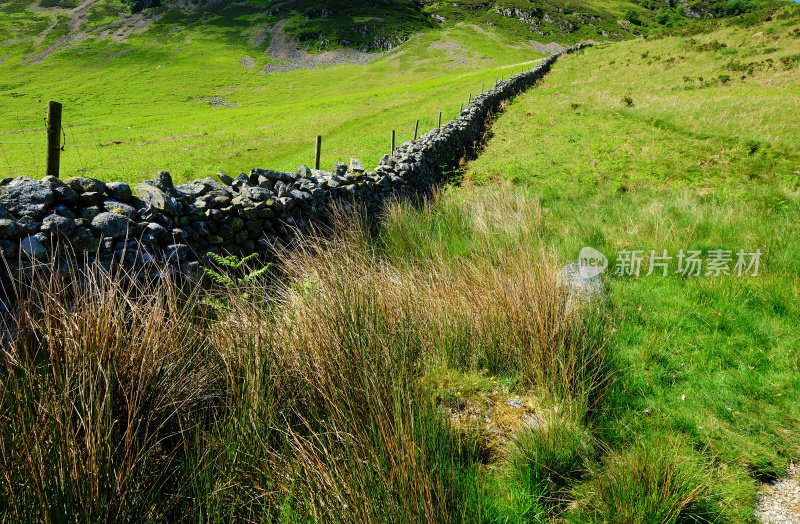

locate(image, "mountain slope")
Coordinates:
0 0 791 184
0 0 785 68
0 13 554 183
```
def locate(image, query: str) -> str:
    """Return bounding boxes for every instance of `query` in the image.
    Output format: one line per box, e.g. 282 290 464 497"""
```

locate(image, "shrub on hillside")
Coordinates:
124 0 161 14
623 9 643 25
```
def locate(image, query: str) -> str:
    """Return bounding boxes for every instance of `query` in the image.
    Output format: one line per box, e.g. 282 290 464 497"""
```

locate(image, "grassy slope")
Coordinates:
424 0 639 41
2 0 775 184
464 4 800 518
0 0 681 185
1 1 799 522
0 0 550 183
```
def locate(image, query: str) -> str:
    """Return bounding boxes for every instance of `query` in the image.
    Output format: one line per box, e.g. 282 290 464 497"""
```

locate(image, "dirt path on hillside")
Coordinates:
26 0 152 62
25 0 194 62
262 18 383 73
496 58 544 69
33 16 60 48
25 0 96 63
96 8 165 43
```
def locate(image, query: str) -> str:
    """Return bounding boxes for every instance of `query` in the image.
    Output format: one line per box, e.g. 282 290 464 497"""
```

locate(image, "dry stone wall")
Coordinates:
0 45 590 274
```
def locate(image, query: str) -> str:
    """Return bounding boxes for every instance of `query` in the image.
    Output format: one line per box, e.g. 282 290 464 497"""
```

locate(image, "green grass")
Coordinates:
0 0 550 184
1 0 750 185
2 1 799 521
421 0 642 43
1 0 779 185
0 206 607 521
459 3 800 519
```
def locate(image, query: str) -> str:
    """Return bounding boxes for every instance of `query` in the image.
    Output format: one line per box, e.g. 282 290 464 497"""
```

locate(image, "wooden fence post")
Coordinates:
413 120 419 140
46 101 62 178
469 94 472 104
438 111 442 128
314 135 321 170
391 130 395 152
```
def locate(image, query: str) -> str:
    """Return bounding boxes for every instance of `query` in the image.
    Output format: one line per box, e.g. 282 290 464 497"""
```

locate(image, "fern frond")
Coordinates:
242 263 272 283
201 266 234 287
237 253 259 268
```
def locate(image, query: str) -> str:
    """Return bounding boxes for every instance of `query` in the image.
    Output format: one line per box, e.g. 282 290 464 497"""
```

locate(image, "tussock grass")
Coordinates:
462 5 800 520
0 262 217 521
570 440 723 523
511 409 595 510
0 195 611 521
287 214 610 406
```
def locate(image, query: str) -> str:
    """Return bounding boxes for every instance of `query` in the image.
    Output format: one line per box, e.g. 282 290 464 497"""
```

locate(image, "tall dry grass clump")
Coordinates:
0 194 611 522
0 261 218 522
217 208 610 519
569 440 721 523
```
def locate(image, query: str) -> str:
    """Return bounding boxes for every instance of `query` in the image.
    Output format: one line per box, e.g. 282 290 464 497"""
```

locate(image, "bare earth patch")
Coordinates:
239 55 256 69
428 39 481 69
190 97 237 108
33 17 60 49
439 382 552 462
96 10 165 44
68 0 96 33
25 0 206 63
262 19 382 74
25 0 160 63
528 40 567 55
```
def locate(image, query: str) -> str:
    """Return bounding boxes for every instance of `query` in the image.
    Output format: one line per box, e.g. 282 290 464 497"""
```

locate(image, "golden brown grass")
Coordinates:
0 261 217 522
0 197 610 522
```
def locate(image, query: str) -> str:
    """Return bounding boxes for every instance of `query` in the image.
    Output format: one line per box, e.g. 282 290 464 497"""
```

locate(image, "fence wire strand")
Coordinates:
0 142 15 175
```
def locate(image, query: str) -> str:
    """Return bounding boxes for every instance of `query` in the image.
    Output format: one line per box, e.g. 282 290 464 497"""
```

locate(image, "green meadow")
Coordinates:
461 4 800 519
0 0 546 184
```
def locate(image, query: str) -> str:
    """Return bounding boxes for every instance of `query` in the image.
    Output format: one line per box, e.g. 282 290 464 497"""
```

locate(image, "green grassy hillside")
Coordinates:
0 1 546 184
462 3 800 519
2 1 799 522
0 0 785 184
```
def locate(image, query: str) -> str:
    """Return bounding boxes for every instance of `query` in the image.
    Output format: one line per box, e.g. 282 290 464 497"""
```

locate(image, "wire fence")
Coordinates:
0 111 456 182
0 111 187 181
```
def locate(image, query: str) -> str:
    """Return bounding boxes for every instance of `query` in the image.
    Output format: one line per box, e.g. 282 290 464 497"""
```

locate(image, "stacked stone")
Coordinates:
0 162 411 270
0 175 141 261
379 50 586 190
0 44 590 272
